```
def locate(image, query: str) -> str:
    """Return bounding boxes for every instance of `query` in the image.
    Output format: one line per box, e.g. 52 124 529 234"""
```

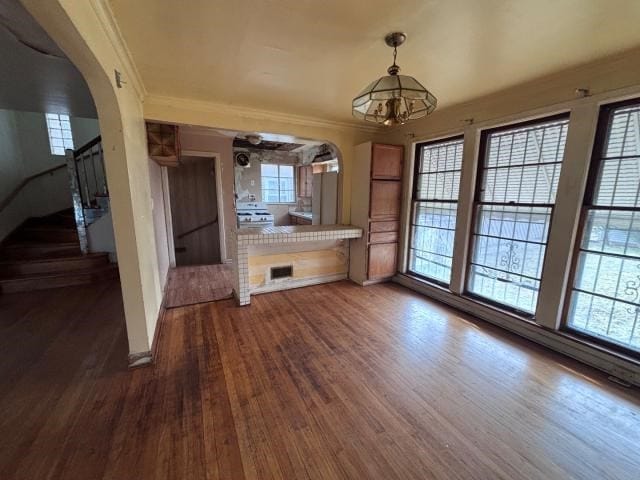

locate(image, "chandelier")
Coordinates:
352 32 437 126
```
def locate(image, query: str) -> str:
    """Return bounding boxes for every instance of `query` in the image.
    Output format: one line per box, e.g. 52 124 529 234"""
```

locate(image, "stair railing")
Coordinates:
65 135 106 254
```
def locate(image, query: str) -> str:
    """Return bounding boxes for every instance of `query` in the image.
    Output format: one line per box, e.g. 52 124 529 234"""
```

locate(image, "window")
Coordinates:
261 164 295 203
45 113 74 155
467 115 569 315
567 100 640 353
408 136 463 285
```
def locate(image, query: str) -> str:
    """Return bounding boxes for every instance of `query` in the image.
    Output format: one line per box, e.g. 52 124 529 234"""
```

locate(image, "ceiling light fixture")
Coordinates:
246 134 262 145
352 32 437 126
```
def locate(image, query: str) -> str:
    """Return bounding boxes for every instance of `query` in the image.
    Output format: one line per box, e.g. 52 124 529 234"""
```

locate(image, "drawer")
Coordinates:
370 220 399 233
370 231 398 244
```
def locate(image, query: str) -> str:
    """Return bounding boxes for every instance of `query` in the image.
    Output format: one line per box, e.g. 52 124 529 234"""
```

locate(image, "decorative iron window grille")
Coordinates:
467 115 569 315
567 100 640 353
408 136 463 285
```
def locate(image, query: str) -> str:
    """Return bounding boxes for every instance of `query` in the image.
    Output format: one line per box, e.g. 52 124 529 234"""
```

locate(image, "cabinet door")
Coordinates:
370 180 402 220
306 167 313 195
368 242 398 280
371 144 403 180
298 167 306 197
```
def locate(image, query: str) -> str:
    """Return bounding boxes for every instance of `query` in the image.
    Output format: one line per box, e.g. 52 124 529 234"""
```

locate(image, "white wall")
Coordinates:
0 110 28 239
148 159 170 290
0 108 101 240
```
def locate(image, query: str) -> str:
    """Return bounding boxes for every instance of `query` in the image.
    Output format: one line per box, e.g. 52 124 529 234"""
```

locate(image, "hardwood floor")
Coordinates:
1 280 639 479
165 264 233 308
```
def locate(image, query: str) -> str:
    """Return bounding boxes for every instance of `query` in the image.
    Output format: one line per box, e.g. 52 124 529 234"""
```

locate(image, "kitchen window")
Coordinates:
45 113 74 156
261 164 295 203
467 115 569 315
408 136 464 285
567 100 640 353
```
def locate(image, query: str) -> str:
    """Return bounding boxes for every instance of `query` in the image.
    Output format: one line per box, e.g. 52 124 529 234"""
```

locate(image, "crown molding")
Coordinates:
145 94 382 134
89 0 146 101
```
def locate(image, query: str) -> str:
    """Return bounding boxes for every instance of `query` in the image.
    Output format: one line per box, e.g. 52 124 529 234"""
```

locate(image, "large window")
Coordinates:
567 100 640 353
408 136 463 285
261 164 295 203
467 116 569 315
45 113 74 155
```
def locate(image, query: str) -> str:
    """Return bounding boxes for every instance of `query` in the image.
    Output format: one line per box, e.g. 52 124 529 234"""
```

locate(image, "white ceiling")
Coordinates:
0 0 96 117
109 0 640 124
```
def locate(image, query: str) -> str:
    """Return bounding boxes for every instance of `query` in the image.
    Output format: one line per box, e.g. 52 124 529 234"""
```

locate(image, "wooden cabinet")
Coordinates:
368 243 398 280
297 165 313 198
371 144 403 180
370 181 402 220
289 214 312 225
349 142 404 285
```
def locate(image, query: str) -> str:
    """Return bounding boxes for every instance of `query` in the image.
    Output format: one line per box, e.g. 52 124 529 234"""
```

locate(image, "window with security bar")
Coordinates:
467 115 569 315
567 100 640 353
408 136 463 285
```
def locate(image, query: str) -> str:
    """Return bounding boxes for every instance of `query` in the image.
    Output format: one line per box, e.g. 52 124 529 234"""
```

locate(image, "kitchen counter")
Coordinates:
237 224 361 242
288 211 313 220
233 225 363 305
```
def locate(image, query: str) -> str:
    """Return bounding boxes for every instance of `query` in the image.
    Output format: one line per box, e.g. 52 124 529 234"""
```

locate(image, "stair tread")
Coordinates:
0 264 118 282
0 252 108 266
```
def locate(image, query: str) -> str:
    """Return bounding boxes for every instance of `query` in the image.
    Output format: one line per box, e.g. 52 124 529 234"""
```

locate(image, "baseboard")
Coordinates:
128 276 169 369
393 273 640 387
128 350 153 368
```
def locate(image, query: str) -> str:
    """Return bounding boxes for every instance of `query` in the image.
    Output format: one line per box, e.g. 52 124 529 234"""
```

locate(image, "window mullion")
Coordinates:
537 103 600 328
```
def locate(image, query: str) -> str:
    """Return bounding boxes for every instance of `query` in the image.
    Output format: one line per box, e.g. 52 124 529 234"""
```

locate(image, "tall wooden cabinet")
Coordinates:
349 142 404 285
297 165 313 198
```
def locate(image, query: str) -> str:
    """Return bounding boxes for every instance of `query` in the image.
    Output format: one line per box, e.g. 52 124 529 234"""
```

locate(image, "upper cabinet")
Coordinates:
371 143 403 180
298 165 313 198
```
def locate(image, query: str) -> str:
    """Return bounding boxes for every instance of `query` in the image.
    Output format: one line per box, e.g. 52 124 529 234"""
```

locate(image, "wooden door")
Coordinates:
370 180 402 220
168 157 220 266
368 242 398 280
371 144 403 180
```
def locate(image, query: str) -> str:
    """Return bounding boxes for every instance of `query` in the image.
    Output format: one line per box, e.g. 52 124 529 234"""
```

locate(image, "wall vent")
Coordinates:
271 265 293 280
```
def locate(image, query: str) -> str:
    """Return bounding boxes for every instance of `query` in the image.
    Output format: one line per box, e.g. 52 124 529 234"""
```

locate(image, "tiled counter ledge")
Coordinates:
232 225 363 305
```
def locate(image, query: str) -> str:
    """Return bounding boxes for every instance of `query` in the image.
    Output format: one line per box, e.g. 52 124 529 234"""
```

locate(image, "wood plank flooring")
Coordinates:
165 264 233 308
1 279 639 479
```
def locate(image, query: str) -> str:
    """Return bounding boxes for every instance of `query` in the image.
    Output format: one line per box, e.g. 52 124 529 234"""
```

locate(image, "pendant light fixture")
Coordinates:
352 32 437 126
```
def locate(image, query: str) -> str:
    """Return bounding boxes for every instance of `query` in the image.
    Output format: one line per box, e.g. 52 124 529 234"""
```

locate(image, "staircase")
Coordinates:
0 210 118 294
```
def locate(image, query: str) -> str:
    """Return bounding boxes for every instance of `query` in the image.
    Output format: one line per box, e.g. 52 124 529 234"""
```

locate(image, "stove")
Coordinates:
236 201 274 228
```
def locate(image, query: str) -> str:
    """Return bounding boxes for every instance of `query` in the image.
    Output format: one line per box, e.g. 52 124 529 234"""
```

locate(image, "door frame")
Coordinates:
164 150 227 266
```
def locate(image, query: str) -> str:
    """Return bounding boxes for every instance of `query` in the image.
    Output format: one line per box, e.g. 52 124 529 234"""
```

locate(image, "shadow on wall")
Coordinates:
0 108 100 241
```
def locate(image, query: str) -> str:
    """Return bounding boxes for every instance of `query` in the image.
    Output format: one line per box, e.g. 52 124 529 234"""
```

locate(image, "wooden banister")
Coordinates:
74 135 102 156
0 163 67 214
176 217 218 240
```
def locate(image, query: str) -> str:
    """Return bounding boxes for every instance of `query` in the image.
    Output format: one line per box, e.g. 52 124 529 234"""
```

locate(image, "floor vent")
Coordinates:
271 265 293 280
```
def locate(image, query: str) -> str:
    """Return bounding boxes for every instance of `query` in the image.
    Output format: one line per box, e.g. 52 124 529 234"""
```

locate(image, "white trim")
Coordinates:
145 94 381 134
160 167 176 268
179 150 228 263
90 0 146 100
394 273 640 386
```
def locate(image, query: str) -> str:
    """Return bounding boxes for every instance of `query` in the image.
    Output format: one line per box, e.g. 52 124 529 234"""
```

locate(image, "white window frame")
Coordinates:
261 163 296 204
45 113 74 156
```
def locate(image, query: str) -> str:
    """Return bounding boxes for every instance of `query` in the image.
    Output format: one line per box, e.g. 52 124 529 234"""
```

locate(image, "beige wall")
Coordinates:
23 0 165 359
144 96 375 226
